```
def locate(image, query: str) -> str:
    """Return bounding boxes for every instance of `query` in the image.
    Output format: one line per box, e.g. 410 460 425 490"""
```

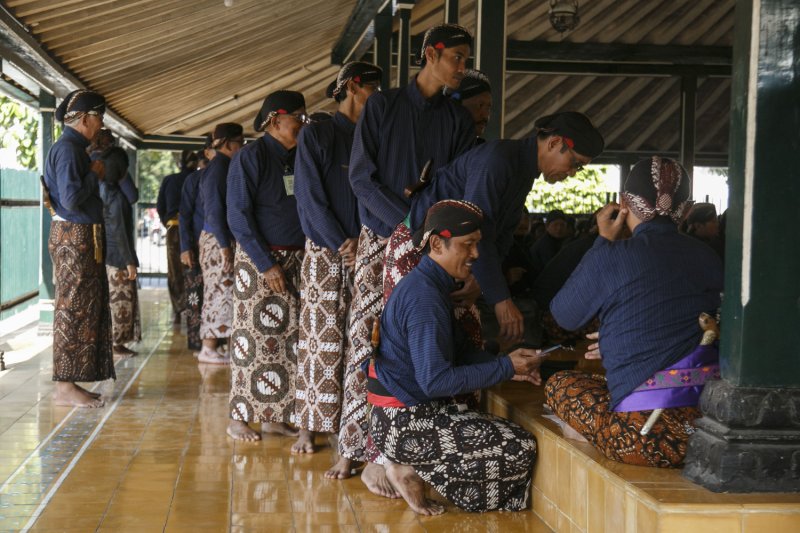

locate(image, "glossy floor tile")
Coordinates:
0 289 552 533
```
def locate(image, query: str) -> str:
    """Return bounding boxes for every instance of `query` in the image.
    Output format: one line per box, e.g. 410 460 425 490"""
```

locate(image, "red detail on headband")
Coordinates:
277 108 287 114
434 42 446 49
439 229 452 238
353 75 361 83
564 136 575 149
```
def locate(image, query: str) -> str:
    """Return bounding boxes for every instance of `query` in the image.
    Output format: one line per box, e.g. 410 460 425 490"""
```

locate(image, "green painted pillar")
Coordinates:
37 92 55 334
475 0 506 140
683 0 800 492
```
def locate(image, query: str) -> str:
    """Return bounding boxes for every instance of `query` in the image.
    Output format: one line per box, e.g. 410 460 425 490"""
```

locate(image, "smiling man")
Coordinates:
342 23 478 497
368 200 543 515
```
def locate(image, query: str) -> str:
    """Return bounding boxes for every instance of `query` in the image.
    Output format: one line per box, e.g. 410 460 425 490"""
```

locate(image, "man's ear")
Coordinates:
424 46 436 65
429 234 443 255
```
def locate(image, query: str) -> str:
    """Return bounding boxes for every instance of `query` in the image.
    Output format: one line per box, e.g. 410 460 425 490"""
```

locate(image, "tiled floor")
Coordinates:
0 290 552 533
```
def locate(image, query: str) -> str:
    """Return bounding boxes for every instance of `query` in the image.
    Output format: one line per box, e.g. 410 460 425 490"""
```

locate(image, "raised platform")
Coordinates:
485 354 800 533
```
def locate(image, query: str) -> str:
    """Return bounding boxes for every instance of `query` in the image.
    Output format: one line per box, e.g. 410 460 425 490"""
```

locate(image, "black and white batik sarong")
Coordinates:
370 401 537 513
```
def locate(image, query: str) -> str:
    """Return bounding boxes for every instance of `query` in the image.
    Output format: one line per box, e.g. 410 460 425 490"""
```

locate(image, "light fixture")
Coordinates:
224 0 233 7
549 0 580 33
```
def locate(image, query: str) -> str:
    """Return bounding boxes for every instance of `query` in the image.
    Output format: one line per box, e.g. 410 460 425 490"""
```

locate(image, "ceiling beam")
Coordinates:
330 0 390 64
506 41 732 66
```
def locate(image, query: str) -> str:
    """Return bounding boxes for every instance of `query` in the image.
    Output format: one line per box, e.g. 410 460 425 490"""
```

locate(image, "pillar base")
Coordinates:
683 379 800 492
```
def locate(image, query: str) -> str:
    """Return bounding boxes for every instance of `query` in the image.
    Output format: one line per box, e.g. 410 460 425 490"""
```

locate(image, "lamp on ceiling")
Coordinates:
224 0 234 6
549 0 580 33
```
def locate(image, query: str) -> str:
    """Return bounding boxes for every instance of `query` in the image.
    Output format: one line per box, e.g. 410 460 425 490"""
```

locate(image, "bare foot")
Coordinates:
197 348 230 365
361 462 400 499
113 345 137 356
54 382 104 408
75 384 101 399
325 456 357 479
226 420 262 441
263 422 299 437
385 461 444 515
290 429 316 454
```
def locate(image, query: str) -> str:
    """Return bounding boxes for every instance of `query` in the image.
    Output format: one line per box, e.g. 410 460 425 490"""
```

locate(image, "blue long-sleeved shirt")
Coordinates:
156 167 192 224
90 149 138 205
349 76 476 238
201 154 233 249
44 127 103 224
550 218 724 407
375 255 515 406
100 183 138 269
227 135 304 272
179 168 205 253
294 112 360 250
408 137 540 305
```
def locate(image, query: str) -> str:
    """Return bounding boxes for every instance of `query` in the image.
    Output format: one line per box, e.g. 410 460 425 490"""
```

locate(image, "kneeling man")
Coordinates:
368 200 543 515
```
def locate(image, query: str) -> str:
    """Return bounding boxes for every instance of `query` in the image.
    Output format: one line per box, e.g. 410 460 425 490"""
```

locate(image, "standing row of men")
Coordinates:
44 22 610 515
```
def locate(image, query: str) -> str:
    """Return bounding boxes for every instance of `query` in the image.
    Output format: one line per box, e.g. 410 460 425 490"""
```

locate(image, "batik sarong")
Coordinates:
183 264 203 351
199 230 234 339
295 240 353 432
544 370 700 468
106 265 141 345
166 223 185 316
370 401 537 513
229 247 303 424
338 226 387 461
383 222 482 346
49 221 115 382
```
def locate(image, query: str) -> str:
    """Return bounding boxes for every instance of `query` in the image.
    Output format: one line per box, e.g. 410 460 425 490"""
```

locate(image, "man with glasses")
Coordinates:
384 112 604 349
44 89 115 408
226 91 309 441
292 63 383 463
197 123 244 365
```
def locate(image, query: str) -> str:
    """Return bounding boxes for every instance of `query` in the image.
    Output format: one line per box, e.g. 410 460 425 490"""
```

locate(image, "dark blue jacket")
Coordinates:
44 127 103 224
349 76 476 238
157 167 192 225
201 154 233 248
227 135 304 272
179 168 205 253
101 183 138 269
295 112 360 250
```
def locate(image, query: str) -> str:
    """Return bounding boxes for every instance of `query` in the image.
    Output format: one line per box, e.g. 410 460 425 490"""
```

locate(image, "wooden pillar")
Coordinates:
395 2 415 86
37 92 55 334
683 0 800 493
445 0 459 24
374 3 393 89
475 0 506 140
680 74 697 179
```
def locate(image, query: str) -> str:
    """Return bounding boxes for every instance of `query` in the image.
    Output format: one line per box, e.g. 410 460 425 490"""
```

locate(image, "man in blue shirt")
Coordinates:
450 69 492 142
545 156 723 467
341 23 477 498
292 62 382 463
226 91 308 442
157 150 198 324
369 200 542 514
44 89 115 408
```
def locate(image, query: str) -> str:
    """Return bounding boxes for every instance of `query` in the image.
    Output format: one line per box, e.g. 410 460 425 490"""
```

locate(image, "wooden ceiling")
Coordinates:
0 0 734 160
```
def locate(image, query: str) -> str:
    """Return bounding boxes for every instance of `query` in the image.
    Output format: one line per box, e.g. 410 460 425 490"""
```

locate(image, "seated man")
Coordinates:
544 156 724 468
368 200 544 515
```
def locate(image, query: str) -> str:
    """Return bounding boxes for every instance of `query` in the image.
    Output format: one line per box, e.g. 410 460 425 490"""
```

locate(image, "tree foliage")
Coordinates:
136 150 179 203
0 96 39 170
526 166 614 214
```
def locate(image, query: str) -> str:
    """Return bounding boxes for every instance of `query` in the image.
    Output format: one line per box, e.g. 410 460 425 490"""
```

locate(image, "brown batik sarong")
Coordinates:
229 247 303 424
370 401 537 512
183 264 203 351
544 370 700 468
106 265 141 345
295 240 354 432
166 223 185 315
49 221 115 382
383 222 482 346
199 231 234 339
337 226 387 461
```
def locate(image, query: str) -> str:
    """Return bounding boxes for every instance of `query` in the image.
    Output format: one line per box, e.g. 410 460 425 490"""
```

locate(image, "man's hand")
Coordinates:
221 247 233 273
596 202 628 241
126 264 137 281
180 250 195 269
91 160 105 181
585 331 602 360
506 267 527 285
494 298 524 342
263 264 287 293
338 238 358 268
450 275 481 306
508 347 544 386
